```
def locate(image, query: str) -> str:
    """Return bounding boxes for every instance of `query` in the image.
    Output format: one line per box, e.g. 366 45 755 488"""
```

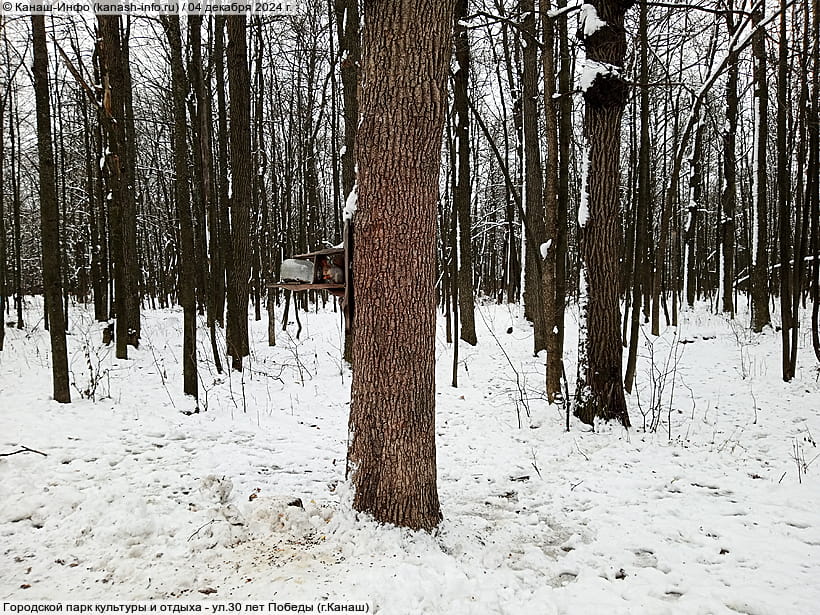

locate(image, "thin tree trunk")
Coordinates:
775 0 793 381
251 18 264 323
542 3 561 401
162 15 198 402
555 0 571 382
226 15 252 372
453 0 477 346
521 0 547 355
10 91 23 330
335 0 358 364
121 18 140 347
195 16 224 373
790 0 810 374
189 14 211 319
97 13 129 359
751 6 772 332
0 48 6 352
625 0 650 393
32 14 70 403
810 0 820 362
721 5 739 317
215 16 229 329
684 118 704 309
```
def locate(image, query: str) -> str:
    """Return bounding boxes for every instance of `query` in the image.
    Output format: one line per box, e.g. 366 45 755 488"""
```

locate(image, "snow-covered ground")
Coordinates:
1 298 819 614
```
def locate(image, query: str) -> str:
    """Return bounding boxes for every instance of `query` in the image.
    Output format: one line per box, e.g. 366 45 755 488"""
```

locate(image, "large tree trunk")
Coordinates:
32 14 70 403
347 0 453 531
573 0 631 428
226 15 252 372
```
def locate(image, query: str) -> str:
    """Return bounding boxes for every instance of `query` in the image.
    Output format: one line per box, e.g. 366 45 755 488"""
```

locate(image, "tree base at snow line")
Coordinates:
351 471 442 531
574 380 630 428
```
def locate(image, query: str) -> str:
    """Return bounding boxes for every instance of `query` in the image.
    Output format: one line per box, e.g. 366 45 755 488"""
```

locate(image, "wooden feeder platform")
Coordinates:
269 222 354 333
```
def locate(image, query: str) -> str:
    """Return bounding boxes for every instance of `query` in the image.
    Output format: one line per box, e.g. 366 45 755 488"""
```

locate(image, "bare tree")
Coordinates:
161 15 198 402
226 15 252 372
453 0 478 346
31 14 70 403
520 0 547 355
96 13 131 359
750 5 771 333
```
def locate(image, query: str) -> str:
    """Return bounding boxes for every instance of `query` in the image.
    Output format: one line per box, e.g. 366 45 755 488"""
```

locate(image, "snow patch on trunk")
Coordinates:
580 3 607 38
343 183 358 221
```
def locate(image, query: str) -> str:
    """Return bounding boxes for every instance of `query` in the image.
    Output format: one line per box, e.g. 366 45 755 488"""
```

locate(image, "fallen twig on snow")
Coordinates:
0 446 47 457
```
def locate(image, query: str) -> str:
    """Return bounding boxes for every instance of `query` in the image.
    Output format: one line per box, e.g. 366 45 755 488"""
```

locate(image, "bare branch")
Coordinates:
0 446 47 457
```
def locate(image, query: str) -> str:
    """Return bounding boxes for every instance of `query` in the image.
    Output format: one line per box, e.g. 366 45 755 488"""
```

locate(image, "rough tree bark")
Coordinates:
347 0 453 530
573 0 631 428
32 14 70 403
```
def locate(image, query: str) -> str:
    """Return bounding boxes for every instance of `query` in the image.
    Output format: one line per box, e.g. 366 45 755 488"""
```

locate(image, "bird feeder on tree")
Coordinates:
270 222 354 334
